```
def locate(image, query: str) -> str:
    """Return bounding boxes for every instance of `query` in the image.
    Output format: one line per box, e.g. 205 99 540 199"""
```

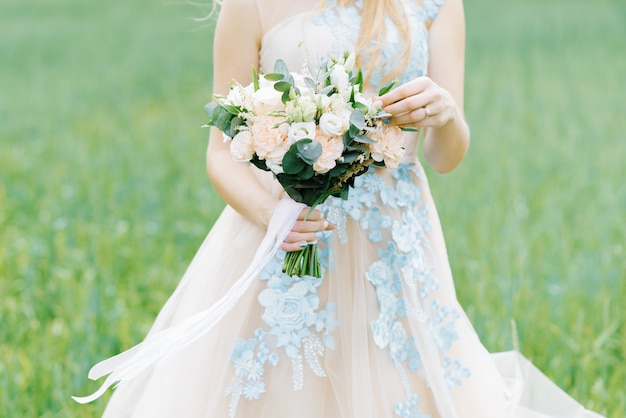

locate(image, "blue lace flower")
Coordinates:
243 380 266 400
394 393 431 418
258 281 320 356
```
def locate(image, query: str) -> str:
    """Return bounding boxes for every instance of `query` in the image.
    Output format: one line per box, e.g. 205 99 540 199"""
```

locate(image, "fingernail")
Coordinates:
383 118 391 124
323 220 329 229
299 242 307 249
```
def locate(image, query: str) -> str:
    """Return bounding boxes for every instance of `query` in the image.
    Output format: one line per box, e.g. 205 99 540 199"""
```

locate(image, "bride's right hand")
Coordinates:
280 208 335 252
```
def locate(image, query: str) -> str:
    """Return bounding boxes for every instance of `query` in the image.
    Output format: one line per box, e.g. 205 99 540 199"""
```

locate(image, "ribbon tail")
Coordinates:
72 197 305 403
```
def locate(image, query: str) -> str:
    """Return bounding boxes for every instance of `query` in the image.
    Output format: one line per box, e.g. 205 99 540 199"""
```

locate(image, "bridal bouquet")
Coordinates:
204 52 404 277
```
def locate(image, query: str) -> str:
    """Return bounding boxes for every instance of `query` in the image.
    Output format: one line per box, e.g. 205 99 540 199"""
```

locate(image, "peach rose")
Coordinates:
313 127 344 174
369 125 405 169
250 116 292 168
229 130 254 163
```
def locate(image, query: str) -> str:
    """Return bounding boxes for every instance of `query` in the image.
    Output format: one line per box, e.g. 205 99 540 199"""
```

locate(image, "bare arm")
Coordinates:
423 0 469 173
378 0 469 173
206 0 331 248
206 0 276 228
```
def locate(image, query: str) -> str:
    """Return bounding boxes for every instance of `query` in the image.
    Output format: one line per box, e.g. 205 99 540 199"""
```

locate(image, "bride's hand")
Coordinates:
280 208 334 252
377 76 458 130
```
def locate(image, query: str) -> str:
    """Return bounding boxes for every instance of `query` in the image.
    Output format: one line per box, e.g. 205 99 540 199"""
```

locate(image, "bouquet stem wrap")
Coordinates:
73 197 306 403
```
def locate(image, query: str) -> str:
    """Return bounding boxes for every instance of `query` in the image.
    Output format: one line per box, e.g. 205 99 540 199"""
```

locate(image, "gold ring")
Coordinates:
424 106 431 119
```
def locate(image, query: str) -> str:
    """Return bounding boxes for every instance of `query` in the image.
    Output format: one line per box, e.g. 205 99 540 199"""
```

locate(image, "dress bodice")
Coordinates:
258 0 443 160
258 0 443 88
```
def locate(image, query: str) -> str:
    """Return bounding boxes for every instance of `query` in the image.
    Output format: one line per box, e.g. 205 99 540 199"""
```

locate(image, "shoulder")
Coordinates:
217 0 262 31
213 0 264 92
429 0 464 25
214 0 263 46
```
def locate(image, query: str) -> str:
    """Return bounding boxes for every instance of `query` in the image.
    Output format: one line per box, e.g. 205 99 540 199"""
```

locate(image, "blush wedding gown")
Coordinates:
78 1 604 417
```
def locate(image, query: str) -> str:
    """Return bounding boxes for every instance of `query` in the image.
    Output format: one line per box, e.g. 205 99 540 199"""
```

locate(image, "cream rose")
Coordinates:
229 130 254 163
313 128 344 174
370 125 405 169
251 116 291 160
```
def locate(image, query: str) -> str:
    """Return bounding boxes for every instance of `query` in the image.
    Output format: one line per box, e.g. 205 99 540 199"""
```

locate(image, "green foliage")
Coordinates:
0 0 624 417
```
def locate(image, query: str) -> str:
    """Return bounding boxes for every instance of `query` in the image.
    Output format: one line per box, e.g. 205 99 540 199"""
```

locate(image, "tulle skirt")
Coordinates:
100 161 602 418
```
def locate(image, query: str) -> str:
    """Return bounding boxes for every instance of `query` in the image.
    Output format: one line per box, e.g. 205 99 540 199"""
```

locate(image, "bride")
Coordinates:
75 0 604 417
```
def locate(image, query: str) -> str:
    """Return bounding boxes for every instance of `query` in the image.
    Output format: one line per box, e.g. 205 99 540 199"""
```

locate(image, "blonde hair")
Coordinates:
209 0 415 83
334 0 413 84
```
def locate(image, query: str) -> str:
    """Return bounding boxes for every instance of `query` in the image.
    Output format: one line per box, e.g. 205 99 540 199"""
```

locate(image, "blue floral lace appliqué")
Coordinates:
326 163 469 417
226 241 338 417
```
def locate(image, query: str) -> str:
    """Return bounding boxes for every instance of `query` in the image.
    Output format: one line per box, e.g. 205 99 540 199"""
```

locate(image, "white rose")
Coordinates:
319 113 344 137
229 130 254 163
328 94 352 129
288 121 316 142
253 86 283 114
265 158 284 175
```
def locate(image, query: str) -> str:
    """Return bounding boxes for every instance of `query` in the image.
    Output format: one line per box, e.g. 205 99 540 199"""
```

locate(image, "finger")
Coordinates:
297 208 322 221
382 95 430 117
378 77 429 107
391 99 444 126
389 106 431 126
280 235 318 252
283 230 319 244
290 218 330 234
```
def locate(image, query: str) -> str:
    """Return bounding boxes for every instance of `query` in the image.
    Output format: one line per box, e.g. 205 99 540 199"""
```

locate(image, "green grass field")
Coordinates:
1 0 624 416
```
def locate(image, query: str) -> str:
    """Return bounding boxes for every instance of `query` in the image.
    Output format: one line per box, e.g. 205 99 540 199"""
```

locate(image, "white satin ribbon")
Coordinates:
73 197 305 404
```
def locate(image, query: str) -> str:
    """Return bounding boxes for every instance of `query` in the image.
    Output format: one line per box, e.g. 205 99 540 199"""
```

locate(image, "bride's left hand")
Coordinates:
376 76 458 130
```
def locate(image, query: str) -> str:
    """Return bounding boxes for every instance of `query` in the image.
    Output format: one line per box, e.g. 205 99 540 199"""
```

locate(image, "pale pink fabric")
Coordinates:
85 2 604 417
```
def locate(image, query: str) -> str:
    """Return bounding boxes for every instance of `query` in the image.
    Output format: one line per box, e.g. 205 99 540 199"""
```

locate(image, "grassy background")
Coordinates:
0 0 624 416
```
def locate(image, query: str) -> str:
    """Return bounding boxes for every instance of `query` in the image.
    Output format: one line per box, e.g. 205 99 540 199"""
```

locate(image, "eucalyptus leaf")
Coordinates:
204 102 219 123
274 81 292 93
348 124 360 139
354 134 376 144
251 156 269 172
264 73 285 81
304 77 317 90
296 139 322 164
349 110 366 130
273 59 290 76
281 90 291 104
216 110 233 131
227 116 244 137
282 151 306 175
298 164 315 180
282 184 303 202
317 85 334 96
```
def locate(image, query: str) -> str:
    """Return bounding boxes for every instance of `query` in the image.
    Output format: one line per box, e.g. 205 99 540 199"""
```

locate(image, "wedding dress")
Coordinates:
86 1 604 417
